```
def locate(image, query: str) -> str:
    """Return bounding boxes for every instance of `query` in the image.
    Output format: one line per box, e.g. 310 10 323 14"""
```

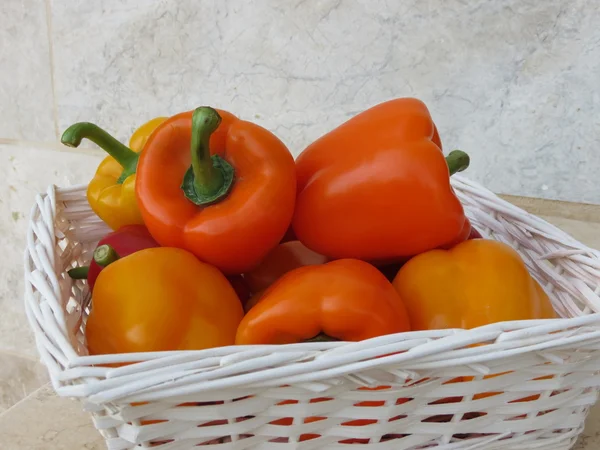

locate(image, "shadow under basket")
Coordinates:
24 175 600 450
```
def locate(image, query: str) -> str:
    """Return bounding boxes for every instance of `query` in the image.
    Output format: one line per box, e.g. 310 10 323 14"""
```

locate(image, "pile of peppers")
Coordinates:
65 98 556 355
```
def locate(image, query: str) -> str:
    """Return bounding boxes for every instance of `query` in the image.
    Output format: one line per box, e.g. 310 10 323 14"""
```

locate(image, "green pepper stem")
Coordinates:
446 150 470 176
181 107 235 206
61 122 139 182
67 266 89 279
190 107 225 197
93 244 120 268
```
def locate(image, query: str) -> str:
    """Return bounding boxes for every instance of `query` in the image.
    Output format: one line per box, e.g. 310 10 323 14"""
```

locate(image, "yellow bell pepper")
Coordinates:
128 117 168 152
392 239 557 330
60 117 166 230
86 245 244 354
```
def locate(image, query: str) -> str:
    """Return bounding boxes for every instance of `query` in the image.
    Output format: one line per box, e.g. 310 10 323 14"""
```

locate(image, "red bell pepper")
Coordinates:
68 225 159 290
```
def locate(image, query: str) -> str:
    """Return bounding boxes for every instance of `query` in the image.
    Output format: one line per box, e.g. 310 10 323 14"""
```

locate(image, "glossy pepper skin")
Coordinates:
392 239 557 331
136 106 296 275
244 240 328 293
236 259 411 345
68 224 159 291
293 98 469 262
60 117 166 230
86 247 244 354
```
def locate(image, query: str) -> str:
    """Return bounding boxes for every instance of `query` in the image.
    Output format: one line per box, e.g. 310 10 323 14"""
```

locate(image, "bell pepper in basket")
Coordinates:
86 245 244 354
135 106 296 274
292 97 470 262
60 117 166 230
392 239 557 330
236 259 411 345
67 224 159 291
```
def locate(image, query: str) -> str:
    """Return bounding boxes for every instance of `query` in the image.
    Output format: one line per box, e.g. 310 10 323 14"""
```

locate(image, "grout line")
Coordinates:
0 138 105 157
0 137 61 149
0 383 51 420
44 0 60 140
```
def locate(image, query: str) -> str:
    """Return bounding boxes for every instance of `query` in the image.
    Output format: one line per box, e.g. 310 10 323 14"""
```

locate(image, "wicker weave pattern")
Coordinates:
23 176 600 449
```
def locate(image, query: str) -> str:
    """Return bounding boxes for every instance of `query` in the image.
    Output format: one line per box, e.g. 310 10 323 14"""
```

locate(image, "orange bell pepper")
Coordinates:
392 239 557 330
61 117 166 230
135 106 296 275
86 245 243 354
236 259 411 345
243 240 328 293
292 97 470 263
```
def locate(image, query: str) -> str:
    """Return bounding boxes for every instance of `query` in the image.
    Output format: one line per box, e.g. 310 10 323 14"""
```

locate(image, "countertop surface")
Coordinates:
1 173 600 448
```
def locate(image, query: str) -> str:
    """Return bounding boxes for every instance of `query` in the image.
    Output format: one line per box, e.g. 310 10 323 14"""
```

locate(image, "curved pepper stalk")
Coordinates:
61 123 139 184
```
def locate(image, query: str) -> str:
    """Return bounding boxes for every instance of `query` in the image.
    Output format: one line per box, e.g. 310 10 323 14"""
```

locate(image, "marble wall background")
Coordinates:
2 0 599 203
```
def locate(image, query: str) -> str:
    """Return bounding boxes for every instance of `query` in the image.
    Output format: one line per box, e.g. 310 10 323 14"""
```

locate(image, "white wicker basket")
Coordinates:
24 175 600 450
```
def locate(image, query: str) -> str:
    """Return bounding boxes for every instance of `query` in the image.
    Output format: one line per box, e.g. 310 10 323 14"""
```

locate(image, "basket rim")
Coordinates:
56 313 600 367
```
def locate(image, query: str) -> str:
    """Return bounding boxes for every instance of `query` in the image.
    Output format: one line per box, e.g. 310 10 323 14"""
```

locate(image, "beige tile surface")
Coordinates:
0 0 56 141
575 403 600 449
540 215 600 250
0 354 48 414
0 385 104 450
503 195 600 224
